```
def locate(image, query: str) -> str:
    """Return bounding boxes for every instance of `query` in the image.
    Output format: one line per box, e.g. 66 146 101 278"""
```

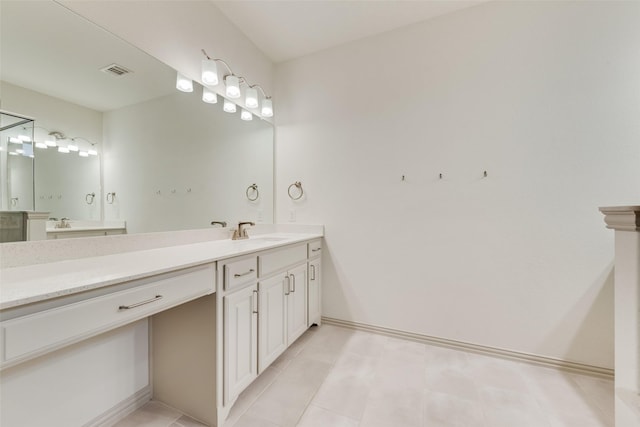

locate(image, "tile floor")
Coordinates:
114 324 614 427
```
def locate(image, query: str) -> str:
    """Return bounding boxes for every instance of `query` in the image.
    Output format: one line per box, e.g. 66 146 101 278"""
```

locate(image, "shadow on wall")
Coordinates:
540 263 614 370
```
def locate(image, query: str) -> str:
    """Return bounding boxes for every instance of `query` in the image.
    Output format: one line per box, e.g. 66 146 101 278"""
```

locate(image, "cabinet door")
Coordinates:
287 264 308 344
224 284 258 404
308 258 321 327
258 274 287 373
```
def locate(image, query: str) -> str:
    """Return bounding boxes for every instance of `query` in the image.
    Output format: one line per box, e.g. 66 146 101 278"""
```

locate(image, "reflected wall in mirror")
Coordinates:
0 112 35 212
0 0 274 236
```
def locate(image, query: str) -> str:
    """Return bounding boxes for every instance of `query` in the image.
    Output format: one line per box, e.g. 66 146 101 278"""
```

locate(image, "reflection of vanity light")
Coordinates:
18 135 32 142
223 99 236 113
176 72 193 92
67 144 79 152
58 146 70 153
202 87 218 104
9 137 21 144
16 148 24 154
8 151 18 156
241 109 253 121
45 139 57 147
79 151 89 157
35 141 48 149
88 149 98 156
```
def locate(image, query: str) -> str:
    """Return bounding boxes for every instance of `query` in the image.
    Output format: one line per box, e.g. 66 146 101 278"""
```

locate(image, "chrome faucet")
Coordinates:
232 221 255 240
210 221 227 227
56 218 70 229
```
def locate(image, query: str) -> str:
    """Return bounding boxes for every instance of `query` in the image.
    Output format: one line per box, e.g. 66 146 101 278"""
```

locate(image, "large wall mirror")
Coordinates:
0 0 274 236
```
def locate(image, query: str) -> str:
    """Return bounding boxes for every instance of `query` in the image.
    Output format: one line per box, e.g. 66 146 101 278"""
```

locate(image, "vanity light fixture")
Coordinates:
45 139 57 147
18 134 32 142
240 109 253 121
202 87 218 104
67 143 79 152
35 141 48 149
8 137 21 144
79 151 89 157
201 58 219 86
16 148 24 154
245 87 258 108
225 75 241 99
88 149 98 156
176 72 193 92
223 99 237 113
261 98 273 118
58 146 70 154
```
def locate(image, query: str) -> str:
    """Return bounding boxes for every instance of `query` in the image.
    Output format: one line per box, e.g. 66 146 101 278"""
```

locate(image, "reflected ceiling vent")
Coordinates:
100 63 133 77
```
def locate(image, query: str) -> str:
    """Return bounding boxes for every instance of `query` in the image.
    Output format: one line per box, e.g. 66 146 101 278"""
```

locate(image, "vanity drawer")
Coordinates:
258 244 307 278
223 256 257 291
0 264 215 368
308 240 322 258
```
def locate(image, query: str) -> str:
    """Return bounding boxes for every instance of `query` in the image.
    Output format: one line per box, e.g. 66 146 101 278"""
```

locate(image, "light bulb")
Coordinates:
79 151 89 157
202 59 218 86
225 75 241 99
88 149 98 156
245 87 258 108
67 144 79 152
261 98 273 117
176 72 193 92
202 87 218 104
241 109 253 121
35 141 48 149
58 146 70 153
223 99 236 113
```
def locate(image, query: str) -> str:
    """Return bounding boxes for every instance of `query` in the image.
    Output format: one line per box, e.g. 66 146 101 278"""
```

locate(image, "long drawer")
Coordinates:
0 263 215 369
258 244 307 278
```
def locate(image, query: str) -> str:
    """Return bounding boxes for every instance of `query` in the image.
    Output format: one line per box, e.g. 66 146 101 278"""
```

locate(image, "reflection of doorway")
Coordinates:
0 111 35 211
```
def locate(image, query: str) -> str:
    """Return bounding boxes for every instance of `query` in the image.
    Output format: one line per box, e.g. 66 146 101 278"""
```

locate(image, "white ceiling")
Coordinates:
212 0 487 63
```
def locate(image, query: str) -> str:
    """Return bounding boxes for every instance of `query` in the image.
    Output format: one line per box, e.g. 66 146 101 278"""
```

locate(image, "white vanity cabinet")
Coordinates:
220 255 259 404
307 239 322 327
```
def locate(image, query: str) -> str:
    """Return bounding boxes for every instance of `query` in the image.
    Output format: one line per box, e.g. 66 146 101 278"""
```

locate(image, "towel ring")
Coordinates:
288 181 304 200
246 183 259 201
106 192 116 204
85 192 95 204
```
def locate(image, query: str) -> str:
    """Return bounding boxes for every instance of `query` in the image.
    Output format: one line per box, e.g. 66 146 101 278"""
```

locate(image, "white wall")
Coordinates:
103 85 273 234
275 1 640 368
1 82 102 219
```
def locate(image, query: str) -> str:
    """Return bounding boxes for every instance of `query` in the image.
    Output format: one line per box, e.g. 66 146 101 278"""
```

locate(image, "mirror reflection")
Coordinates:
0 0 274 238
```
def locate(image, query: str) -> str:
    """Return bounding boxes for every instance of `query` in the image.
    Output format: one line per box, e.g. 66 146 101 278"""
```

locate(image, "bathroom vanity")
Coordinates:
0 226 323 426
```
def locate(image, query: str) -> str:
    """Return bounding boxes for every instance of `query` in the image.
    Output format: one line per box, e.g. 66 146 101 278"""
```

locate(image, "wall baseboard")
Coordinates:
321 316 614 379
85 386 152 427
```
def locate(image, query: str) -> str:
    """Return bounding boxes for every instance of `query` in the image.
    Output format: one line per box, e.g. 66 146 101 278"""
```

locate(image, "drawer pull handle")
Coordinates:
118 295 163 310
253 289 259 314
312 248 322 252
234 269 255 278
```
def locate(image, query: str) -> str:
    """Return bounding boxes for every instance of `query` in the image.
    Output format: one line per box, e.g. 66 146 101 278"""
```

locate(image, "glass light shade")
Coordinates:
201 59 218 86
35 141 48 149
261 98 273 117
79 151 89 157
67 144 79 152
245 87 259 108
58 146 70 153
176 72 193 92
225 75 241 99
223 99 236 113
88 149 98 156
45 139 57 147
241 109 253 121
202 88 218 104
18 134 32 142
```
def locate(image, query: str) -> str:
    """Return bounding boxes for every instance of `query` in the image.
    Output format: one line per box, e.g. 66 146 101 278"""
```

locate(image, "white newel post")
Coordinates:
600 205 640 427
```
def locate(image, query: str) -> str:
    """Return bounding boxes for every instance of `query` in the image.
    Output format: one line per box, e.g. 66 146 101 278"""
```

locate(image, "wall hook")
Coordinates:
483 171 488 178
106 192 116 204
85 192 95 204
439 173 443 179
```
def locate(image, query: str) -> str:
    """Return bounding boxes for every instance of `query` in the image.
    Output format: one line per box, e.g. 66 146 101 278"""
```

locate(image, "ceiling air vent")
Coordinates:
100 63 133 77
